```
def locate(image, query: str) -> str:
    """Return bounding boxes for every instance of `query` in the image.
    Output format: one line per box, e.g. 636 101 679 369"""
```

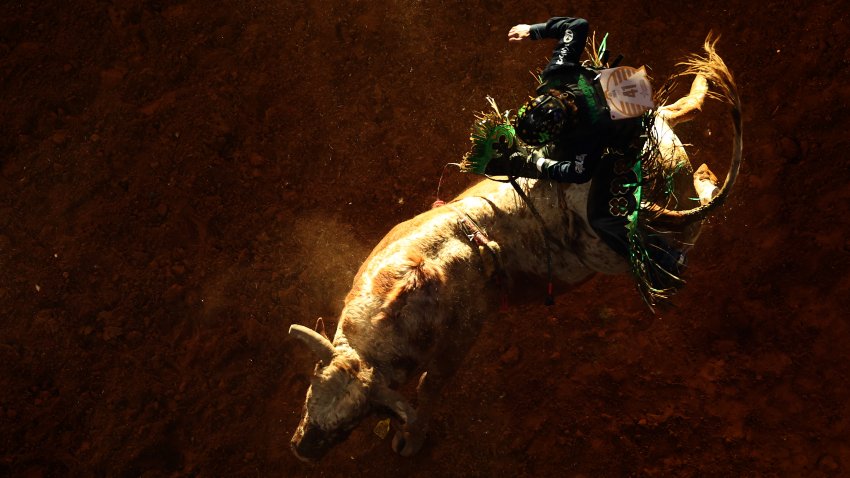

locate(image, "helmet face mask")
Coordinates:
513 94 572 146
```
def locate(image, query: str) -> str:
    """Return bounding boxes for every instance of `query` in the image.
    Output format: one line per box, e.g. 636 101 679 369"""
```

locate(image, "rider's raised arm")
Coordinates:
530 17 588 41
529 17 589 67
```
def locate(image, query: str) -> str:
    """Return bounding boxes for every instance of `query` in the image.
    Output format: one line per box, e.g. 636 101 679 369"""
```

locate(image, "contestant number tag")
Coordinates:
601 66 654 120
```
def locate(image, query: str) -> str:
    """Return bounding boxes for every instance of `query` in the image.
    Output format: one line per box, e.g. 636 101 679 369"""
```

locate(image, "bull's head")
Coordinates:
289 324 374 462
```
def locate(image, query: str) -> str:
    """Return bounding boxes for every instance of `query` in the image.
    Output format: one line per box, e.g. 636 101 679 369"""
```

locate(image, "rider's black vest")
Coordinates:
538 66 641 152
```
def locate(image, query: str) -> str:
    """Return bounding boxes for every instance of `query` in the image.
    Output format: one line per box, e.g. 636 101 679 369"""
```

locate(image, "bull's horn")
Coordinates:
650 35 743 227
372 383 417 424
289 324 334 363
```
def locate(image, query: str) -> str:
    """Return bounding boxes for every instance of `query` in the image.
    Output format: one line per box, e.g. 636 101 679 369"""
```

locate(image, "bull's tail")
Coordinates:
648 34 743 226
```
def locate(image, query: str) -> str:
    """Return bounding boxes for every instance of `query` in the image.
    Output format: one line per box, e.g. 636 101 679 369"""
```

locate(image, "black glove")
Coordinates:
480 137 510 175
482 135 534 177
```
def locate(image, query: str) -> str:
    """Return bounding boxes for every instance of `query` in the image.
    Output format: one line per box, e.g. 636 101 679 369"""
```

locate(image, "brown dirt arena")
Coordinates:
2 1 849 476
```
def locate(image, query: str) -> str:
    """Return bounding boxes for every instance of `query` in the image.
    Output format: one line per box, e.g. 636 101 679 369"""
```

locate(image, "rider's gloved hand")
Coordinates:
482 138 516 176
507 152 538 177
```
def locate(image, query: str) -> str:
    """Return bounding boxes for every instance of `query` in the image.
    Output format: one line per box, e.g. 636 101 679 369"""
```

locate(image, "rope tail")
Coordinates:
508 177 555 306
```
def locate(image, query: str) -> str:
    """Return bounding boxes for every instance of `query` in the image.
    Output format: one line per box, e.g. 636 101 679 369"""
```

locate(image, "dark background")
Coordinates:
2 0 849 476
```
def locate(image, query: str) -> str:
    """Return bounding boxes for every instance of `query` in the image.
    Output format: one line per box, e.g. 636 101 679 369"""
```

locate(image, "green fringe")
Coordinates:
627 112 687 308
460 99 516 175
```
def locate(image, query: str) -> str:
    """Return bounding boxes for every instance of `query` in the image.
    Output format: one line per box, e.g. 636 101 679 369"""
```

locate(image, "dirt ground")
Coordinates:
2 0 850 476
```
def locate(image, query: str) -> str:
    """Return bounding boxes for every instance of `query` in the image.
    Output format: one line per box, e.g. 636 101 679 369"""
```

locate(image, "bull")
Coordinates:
288 38 742 462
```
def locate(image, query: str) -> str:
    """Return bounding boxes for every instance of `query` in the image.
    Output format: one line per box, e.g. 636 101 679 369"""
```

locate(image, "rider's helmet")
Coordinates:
512 93 574 146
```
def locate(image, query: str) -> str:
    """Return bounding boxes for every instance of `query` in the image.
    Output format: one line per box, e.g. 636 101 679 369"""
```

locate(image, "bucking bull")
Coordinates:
288 38 742 462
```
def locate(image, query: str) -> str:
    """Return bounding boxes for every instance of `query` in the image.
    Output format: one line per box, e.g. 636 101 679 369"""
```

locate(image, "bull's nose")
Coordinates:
291 431 325 463
290 441 318 463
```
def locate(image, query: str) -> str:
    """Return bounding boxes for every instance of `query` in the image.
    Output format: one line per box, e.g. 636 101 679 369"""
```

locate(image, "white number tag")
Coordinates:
600 66 654 120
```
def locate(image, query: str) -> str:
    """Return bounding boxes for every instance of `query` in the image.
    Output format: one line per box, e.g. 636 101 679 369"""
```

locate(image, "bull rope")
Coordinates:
507 177 556 306
433 162 556 307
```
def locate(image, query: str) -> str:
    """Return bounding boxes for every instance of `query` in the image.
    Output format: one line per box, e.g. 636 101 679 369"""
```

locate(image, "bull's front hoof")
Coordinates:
392 429 425 457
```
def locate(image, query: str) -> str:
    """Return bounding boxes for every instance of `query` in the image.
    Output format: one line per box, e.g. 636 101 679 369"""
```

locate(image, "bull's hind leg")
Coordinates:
693 163 720 205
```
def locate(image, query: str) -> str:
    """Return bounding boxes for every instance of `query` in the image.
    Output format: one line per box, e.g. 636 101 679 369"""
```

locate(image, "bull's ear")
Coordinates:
315 317 329 340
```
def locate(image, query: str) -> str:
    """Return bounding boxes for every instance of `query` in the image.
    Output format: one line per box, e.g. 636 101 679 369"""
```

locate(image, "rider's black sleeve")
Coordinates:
533 141 600 184
528 17 589 69
531 130 607 183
